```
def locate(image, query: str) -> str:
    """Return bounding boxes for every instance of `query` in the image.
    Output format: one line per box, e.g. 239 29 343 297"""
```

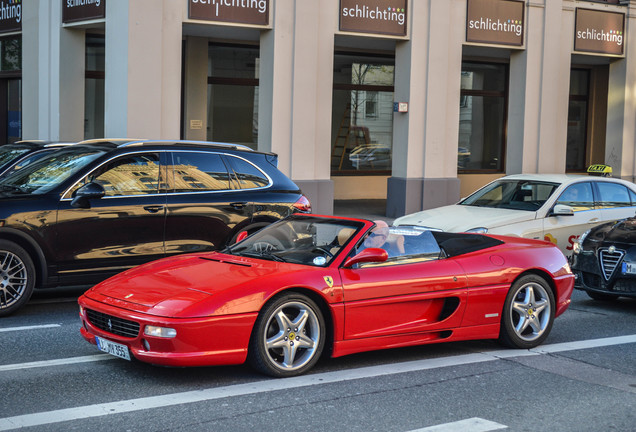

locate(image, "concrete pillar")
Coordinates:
59 27 85 141
507 0 573 175
183 37 208 141
259 0 335 215
606 3 636 183
105 0 181 139
387 0 463 218
22 0 84 141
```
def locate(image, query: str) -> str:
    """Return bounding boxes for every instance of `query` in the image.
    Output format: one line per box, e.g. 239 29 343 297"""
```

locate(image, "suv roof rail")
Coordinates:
77 138 148 146
117 140 254 151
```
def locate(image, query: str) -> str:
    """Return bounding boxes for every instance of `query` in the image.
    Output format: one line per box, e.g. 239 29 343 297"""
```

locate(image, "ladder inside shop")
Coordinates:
331 104 371 171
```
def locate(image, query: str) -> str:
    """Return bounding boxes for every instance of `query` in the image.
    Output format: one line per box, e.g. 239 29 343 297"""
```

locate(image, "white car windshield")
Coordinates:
459 180 559 211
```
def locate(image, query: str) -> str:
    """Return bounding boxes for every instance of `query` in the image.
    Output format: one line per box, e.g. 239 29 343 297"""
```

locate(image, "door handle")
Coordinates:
230 202 247 209
587 218 600 224
143 205 164 213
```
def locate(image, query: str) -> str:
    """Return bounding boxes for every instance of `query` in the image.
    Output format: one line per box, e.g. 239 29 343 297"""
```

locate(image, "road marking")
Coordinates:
409 417 507 431
0 324 61 333
0 355 114 372
1 334 635 431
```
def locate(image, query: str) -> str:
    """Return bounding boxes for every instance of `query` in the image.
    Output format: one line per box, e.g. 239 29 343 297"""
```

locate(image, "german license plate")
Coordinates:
95 336 131 361
622 262 636 275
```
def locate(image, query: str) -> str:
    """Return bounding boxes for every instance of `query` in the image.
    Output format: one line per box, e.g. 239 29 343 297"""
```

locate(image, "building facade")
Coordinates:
1 0 634 216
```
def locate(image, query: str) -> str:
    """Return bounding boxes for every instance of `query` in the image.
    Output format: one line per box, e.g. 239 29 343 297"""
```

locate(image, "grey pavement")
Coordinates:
333 199 393 223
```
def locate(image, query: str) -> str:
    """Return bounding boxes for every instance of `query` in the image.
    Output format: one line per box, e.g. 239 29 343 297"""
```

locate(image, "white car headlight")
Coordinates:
466 227 488 234
144 325 177 338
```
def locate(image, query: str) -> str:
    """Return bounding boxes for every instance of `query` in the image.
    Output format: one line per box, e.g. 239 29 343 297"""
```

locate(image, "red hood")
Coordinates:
85 252 286 317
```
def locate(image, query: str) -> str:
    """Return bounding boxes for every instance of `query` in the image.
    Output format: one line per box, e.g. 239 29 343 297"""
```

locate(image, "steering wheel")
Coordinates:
312 246 334 258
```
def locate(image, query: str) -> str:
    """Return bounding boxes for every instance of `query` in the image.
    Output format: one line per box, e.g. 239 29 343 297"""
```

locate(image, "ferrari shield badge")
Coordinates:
323 276 334 288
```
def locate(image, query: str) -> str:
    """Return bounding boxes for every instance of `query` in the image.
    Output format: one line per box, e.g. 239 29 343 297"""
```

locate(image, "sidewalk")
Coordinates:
333 199 393 223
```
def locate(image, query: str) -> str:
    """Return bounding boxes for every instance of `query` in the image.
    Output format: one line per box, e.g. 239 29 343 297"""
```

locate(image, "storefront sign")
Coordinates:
189 0 269 26
466 0 524 47
0 0 21 34
339 0 407 37
63 0 105 24
575 8 625 56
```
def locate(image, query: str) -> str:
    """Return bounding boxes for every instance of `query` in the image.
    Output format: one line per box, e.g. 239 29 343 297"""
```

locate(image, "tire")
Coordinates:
499 274 555 349
0 240 36 317
248 293 325 377
585 290 619 301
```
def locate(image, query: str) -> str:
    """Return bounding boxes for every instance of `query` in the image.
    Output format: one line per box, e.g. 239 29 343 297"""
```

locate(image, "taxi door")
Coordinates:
543 181 601 256
594 181 636 224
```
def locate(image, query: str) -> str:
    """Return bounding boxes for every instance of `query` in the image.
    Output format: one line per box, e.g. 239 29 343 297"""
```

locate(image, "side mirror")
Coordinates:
343 248 388 268
71 182 105 208
551 204 574 217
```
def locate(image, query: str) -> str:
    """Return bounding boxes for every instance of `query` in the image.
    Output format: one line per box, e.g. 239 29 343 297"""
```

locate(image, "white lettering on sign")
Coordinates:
193 0 267 17
67 0 101 7
577 28 623 46
468 17 522 37
0 1 21 23
341 4 405 26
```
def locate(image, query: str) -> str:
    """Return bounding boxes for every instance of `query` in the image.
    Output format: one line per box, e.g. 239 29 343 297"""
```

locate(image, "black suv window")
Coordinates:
226 155 269 189
171 151 231 192
93 153 161 196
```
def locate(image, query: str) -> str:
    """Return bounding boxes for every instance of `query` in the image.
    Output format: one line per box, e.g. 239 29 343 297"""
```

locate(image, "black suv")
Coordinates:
0 140 311 315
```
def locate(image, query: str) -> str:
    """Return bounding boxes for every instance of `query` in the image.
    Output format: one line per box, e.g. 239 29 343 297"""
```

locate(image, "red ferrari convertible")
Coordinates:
79 214 574 377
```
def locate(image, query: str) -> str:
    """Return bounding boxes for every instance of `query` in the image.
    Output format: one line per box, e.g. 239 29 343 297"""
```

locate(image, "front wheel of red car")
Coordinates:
0 240 36 317
499 274 555 349
249 293 325 377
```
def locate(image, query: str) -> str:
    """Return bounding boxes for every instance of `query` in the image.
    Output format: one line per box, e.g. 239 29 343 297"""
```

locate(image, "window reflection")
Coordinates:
458 62 507 172
332 53 394 174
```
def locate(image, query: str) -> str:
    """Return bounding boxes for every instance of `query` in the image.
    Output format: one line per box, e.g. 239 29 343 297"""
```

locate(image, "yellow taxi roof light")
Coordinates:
587 164 612 176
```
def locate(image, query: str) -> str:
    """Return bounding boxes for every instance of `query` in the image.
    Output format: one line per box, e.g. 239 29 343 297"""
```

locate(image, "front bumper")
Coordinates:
79 296 258 367
572 251 636 298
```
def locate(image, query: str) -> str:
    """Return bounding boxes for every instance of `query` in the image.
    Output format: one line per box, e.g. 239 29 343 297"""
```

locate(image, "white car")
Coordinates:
393 173 636 256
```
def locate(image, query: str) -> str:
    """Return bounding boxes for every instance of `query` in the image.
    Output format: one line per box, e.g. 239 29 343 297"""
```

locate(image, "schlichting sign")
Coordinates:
0 0 21 34
189 0 270 26
63 0 105 24
574 8 625 56
465 0 524 47
339 0 408 37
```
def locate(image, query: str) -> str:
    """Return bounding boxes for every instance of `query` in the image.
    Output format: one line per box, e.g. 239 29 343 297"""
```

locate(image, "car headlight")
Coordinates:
466 227 488 233
144 325 177 338
573 229 591 255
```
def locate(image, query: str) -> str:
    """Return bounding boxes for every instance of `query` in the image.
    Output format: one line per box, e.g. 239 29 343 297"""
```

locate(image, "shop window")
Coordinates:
332 53 394 175
85 34 105 140
0 36 20 72
207 44 259 149
0 36 21 144
458 62 507 172
566 69 590 172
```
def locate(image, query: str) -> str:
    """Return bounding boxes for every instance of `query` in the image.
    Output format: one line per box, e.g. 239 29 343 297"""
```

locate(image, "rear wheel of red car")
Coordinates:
499 274 555 349
249 293 325 377
0 240 36 317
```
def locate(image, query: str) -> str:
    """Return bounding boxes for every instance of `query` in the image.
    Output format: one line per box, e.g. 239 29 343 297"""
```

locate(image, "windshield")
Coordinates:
459 180 559 211
0 147 106 194
0 146 31 167
226 216 364 266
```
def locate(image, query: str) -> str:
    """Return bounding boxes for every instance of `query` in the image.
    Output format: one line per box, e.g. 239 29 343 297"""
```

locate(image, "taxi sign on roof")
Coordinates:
587 164 612 176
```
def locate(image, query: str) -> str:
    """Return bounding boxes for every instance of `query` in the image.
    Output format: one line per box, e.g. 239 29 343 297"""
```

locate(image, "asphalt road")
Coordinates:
1 288 635 432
